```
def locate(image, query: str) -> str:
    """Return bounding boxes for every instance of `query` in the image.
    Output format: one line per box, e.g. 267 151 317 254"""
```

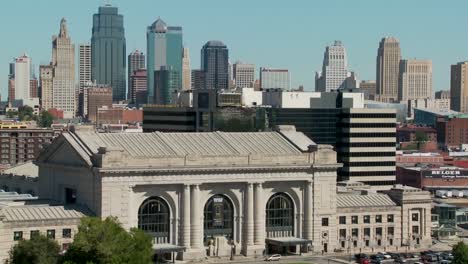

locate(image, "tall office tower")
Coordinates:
154 66 180 104
147 18 182 104
79 43 91 90
128 50 145 100
360 80 377 100
182 47 191 90
52 18 75 118
7 62 15 103
398 59 433 102
191 69 205 90
92 4 126 102
201 40 229 90
12 55 31 102
30 78 39 98
39 65 54 110
451 62 468 112
233 62 255 88
260 68 291 90
129 69 147 105
315 41 349 92
376 37 401 103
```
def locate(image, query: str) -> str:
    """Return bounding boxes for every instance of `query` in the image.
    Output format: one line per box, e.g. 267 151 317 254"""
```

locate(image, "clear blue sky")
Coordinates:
2 0 467 97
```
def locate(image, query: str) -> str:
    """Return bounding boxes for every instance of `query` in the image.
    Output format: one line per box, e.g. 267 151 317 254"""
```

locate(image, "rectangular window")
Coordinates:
364 215 370 224
65 188 76 204
339 229 346 238
339 216 346 225
351 215 358 224
47 229 55 239
412 213 419 222
365 240 370 247
387 214 394 223
412 226 419 234
13 231 23 241
62 228 71 238
322 217 329 226
375 215 382 223
352 228 359 237
364 228 371 237
388 227 394 236
376 227 383 236
30 230 39 238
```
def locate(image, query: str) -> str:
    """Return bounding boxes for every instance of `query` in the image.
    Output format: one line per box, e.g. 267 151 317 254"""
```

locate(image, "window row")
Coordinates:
13 228 72 241
339 214 394 225
339 226 395 239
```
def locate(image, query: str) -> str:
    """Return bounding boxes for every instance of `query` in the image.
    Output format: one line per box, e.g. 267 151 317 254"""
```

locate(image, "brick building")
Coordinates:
96 108 142 125
86 87 113 122
397 126 437 143
396 152 445 165
397 165 468 190
436 115 468 147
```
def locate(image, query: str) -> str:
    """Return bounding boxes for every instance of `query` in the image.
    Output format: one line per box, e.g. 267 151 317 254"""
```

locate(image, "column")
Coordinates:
305 181 313 241
246 182 254 246
254 182 264 245
191 184 202 249
182 184 191 249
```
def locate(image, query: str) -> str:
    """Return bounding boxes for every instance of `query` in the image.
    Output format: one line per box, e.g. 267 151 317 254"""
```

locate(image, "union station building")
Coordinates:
31 126 432 261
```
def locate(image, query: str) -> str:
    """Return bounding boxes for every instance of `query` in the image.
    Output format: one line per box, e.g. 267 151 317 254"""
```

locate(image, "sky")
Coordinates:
1 0 468 97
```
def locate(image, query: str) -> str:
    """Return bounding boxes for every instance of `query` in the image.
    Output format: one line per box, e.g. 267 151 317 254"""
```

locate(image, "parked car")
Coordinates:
377 252 392 259
265 254 281 261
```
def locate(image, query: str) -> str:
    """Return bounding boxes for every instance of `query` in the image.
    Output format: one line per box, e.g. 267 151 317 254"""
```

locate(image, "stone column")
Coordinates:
305 181 313 241
254 182 264 245
246 182 254 247
182 184 191 249
191 184 202 249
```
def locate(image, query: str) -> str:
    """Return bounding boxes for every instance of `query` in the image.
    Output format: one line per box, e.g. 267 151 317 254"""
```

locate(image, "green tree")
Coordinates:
38 111 55 128
17 106 35 121
415 130 428 150
62 217 153 264
9 234 60 264
453 241 468 264
6 110 18 119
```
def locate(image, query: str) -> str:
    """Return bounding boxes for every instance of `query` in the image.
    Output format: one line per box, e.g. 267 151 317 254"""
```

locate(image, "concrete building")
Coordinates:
52 18 76 118
398 59 432 102
233 62 255 88
435 90 450 100
0 161 38 196
360 80 376 100
128 50 145 100
376 37 401 103
11 55 37 106
450 62 468 113
182 47 191 90
129 69 147 106
201 40 229 90
147 18 183 103
34 129 431 261
78 43 91 91
92 4 126 101
39 65 54 110
260 68 290 90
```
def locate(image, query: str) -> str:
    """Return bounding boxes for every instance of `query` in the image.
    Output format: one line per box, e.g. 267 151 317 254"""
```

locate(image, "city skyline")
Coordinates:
2 0 468 97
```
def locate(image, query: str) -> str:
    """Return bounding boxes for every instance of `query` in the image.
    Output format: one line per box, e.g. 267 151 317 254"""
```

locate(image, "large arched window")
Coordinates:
203 194 234 242
138 197 170 244
266 193 294 238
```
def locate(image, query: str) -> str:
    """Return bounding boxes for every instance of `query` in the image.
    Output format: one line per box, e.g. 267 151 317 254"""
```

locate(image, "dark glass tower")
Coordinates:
201 41 229 90
91 4 126 101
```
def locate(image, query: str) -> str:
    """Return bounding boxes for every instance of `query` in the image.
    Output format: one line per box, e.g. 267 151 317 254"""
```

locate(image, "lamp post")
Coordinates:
347 236 352 262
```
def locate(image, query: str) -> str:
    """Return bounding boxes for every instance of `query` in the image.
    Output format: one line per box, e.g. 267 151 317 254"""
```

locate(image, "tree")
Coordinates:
453 241 468 264
17 106 35 121
38 111 55 128
9 234 60 264
62 217 153 264
415 130 428 150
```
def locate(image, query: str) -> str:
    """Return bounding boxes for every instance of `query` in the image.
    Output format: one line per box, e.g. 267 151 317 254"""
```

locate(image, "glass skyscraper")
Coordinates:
147 18 183 104
201 41 229 90
91 4 126 102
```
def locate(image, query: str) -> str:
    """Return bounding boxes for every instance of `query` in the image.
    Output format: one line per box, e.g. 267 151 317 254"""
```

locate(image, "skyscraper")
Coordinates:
315 41 349 92
376 37 401 103
128 50 145 100
147 18 183 104
398 59 432 102
13 55 31 103
91 4 126 102
451 62 468 113
39 65 54 110
260 68 290 90
79 43 91 90
233 62 255 88
129 69 147 106
52 18 76 118
182 47 191 90
201 40 229 90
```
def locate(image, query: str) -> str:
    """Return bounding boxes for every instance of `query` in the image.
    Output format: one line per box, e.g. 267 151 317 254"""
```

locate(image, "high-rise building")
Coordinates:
359 80 377 100
182 47 191 90
201 40 229 90
39 65 54 110
260 68 290 90
30 78 38 98
147 18 183 104
52 18 75 118
91 4 126 101
79 43 91 90
233 62 255 88
398 59 432 102
191 69 205 90
154 66 180 104
87 86 113 122
315 41 349 92
376 37 401 103
12 55 31 103
128 50 145 100
451 62 468 113
129 69 148 106
435 90 450 100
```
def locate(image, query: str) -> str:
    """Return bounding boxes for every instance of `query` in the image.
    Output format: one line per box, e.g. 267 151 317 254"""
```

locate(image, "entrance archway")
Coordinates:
138 197 170 244
203 194 234 242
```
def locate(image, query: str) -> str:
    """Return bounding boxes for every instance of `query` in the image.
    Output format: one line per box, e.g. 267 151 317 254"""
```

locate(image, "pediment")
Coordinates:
37 135 92 167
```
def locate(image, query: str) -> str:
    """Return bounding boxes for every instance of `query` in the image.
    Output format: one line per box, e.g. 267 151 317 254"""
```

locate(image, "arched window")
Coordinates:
266 193 294 238
138 197 170 244
203 194 234 242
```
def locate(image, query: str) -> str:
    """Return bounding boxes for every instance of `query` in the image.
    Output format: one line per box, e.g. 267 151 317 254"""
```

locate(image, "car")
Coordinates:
440 260 451 264
265 254 281 261
394 257 407 263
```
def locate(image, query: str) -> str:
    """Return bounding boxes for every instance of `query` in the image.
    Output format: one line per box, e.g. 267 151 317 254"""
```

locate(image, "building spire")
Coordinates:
59 18 68 38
